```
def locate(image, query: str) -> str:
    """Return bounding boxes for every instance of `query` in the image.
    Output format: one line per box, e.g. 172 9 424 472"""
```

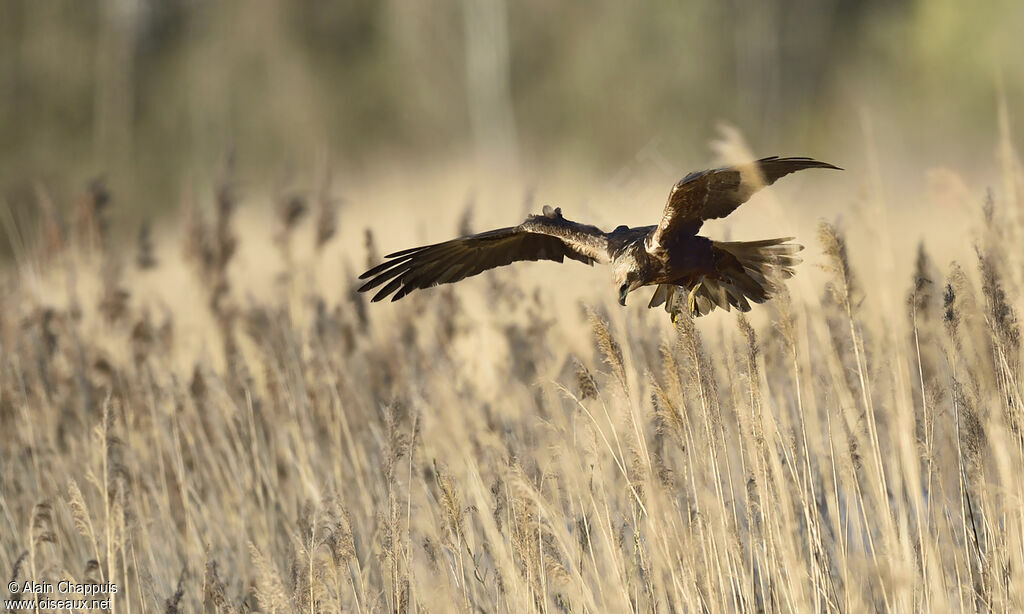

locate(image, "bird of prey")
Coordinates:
358 156 840 318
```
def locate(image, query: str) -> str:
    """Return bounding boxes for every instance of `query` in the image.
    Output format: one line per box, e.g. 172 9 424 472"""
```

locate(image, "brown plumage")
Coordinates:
359 156 841 318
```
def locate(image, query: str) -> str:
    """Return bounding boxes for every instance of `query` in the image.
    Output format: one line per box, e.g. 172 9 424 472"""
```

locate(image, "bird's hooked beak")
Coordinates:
618 283 630 306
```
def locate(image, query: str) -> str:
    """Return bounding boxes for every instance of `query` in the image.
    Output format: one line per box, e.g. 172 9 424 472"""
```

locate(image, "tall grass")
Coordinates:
2 141 1023 613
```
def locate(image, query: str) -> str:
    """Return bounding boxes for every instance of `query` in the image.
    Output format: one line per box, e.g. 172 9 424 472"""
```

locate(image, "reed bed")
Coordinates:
2 144 1024 613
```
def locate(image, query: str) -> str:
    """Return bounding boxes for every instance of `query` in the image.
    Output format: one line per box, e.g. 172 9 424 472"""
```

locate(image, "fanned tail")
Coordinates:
649 237 803 318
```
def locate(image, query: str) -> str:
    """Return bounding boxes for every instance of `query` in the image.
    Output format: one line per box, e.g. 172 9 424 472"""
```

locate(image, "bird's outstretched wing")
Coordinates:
648 156 840 250
358 207 610 302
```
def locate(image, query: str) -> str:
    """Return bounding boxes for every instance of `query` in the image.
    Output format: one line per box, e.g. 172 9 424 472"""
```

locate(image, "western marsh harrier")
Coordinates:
358 156 840 317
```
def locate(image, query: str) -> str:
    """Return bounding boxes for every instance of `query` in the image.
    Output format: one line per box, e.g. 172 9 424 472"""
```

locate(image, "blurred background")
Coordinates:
1 0 1022 255
7 4 1024 610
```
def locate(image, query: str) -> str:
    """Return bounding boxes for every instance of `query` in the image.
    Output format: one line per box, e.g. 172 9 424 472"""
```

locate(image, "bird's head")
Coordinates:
616 271 643 306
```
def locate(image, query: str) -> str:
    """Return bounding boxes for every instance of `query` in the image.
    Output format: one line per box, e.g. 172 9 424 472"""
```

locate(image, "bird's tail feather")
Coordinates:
649 237 802 318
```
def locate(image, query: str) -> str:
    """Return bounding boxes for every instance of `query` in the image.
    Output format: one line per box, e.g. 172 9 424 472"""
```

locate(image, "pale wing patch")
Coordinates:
520 216 612 264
